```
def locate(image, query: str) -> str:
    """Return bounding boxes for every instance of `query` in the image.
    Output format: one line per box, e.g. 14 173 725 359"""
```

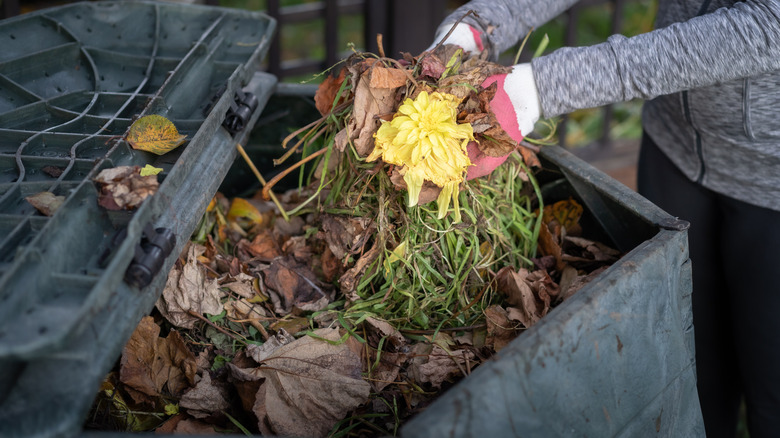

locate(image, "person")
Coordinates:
430 1 780 437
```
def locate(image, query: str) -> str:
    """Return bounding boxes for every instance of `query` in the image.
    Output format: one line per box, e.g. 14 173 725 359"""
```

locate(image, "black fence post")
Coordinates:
365 0 446 58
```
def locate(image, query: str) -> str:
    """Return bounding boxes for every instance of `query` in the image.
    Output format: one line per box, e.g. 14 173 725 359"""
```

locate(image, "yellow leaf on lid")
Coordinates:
126 115 187 155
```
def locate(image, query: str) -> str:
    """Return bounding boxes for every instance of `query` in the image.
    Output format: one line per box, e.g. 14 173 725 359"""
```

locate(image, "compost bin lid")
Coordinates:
0 0 275 359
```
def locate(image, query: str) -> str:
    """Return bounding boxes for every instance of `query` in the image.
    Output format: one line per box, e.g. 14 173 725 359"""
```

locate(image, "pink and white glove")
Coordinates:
427 23 485 55
466 64 542 180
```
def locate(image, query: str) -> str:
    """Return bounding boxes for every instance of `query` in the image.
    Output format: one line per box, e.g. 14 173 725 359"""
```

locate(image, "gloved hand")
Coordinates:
466 63 542 180
428 23 485 55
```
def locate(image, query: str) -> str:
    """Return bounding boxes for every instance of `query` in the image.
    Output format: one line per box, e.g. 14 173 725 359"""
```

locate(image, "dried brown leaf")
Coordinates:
314 68 347 116
94 166 159 210
348 72 398 157
484 305 519 351
261 255 334 315
320 214 374 260
156 243 225 329
25 191 64 216
369 66 408 89
409 343 473 388
179 373 230 419
495 267 551 328
338 239 382 302
119 317 197 405
42 165 64 178
228 328 371 437
246 329 295 363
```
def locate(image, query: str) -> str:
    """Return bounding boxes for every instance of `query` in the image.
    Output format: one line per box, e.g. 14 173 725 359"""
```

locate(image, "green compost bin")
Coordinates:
0 2 277 437
230 85 706 437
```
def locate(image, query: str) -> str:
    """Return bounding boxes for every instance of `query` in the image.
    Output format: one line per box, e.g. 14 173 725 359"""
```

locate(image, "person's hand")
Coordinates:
466 64 542 180
427 23 485 55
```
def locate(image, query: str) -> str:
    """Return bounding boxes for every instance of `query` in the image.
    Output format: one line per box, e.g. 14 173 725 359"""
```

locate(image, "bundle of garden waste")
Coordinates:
88 39 620 437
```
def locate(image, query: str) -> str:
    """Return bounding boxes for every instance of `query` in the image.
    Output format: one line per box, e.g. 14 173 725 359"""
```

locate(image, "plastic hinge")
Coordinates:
124 223 177 289
222 89 260 135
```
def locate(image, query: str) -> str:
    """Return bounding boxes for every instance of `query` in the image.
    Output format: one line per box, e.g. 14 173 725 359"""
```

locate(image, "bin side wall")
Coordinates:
402 229 704 437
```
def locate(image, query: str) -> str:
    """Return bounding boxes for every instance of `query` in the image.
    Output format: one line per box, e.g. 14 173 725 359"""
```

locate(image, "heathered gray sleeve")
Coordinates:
532 0 780 117
439 0 579 54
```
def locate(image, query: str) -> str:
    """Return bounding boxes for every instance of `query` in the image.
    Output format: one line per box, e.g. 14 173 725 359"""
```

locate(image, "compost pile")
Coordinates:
88 43 620 436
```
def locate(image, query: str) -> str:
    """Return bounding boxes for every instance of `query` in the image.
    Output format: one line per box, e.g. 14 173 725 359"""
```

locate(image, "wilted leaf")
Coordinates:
139 164 163 176
239 229 282 261
126 114 187 155
221 273 258 299
347 68 399 157
339 240 382 302
563 236 621 266
315 67 347 116
25 191 64 216
94 166 159 210
179 373 230 419
364 317 409 391
156 414 217 434
495 267 553 328
227 198 266 229
261 255 334 315
156 243 225 329
484 305 519 351
537 220 565 272
119 316 197 405
543 198 583 236
459 83 517 157
408 342 474 388
320 214 374 260
228 328 371 438
42 165 64 178
246 329 296 363
369 66 408 89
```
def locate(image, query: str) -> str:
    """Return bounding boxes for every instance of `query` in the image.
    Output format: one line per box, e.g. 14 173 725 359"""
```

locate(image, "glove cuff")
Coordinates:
504 64 542 136
430 23 484 55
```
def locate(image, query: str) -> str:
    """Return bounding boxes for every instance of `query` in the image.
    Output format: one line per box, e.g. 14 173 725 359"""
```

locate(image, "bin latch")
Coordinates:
124 223 177 289
222 89 259 136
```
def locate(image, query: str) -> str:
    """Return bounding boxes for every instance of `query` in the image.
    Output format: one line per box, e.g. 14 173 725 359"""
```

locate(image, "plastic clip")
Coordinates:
124 223 177 288
223 89 259 135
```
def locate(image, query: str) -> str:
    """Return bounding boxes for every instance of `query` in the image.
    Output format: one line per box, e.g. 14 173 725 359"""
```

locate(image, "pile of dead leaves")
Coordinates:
88 44 621 436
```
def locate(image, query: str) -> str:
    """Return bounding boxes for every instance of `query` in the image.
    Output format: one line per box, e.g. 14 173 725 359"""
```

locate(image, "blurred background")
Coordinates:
2 0 658 188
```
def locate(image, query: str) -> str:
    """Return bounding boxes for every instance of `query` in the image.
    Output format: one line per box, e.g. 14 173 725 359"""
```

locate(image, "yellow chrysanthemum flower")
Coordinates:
369 91 474 221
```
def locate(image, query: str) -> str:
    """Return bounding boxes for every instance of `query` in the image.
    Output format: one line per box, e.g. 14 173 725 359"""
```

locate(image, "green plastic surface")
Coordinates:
0 1 277 436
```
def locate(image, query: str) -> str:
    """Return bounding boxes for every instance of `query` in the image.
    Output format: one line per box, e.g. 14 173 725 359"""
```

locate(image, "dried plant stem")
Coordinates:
187 310 245 344
277 117 325 165
236 143 289 222
261 145 329 201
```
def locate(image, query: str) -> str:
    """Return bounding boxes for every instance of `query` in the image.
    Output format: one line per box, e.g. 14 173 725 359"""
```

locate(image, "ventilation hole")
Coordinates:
38 326 47 334
10 34 15 40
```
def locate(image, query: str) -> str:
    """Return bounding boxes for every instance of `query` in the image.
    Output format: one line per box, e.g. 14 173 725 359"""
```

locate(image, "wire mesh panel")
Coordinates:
0 2 276 436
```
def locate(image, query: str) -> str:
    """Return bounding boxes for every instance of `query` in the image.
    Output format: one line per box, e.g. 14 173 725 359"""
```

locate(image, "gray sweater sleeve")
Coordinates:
443 0 780 119
439 0 579 54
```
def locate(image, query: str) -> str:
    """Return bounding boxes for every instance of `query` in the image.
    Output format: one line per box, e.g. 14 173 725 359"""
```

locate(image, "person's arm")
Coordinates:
437 0 580 56
533 0 780 118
